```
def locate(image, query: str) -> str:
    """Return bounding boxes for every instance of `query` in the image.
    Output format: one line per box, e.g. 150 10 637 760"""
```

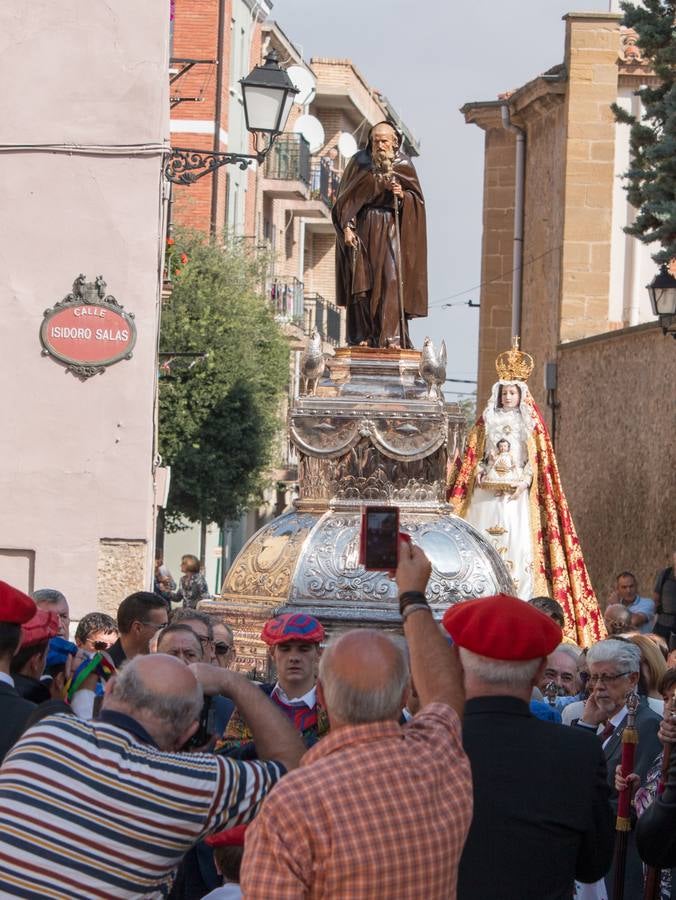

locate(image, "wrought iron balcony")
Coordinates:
269 277 304 325
263 134 311 186
304 292 341 345
310 157 340 209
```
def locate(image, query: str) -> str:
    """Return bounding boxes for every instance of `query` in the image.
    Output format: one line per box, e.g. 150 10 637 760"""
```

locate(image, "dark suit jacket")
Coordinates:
458 695 614 900
0 681 36 763
107 639 127 668
636 745 676 869
602 699 662 898
602 699 662 805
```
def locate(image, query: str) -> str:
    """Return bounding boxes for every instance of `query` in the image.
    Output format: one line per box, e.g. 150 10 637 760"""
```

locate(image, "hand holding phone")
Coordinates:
395 539 432 595
359 506 400 570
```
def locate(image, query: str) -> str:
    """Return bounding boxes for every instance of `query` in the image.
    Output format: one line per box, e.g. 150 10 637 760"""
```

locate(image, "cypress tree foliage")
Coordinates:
612 0 676 263
159 231 290 534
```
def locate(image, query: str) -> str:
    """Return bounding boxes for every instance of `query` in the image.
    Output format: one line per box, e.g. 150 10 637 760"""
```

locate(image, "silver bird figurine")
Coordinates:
419 337 447 400
299 331 325 396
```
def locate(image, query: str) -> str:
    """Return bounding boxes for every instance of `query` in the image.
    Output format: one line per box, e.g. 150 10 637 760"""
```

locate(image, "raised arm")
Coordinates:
396 539 464 717
190 665 305 771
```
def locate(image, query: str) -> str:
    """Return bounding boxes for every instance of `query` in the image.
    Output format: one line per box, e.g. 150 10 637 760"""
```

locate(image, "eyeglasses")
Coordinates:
138 620 168 633
588 671 631 686
214 642 233 655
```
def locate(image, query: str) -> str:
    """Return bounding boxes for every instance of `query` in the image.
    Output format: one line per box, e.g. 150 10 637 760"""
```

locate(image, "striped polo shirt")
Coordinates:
0 712 284 898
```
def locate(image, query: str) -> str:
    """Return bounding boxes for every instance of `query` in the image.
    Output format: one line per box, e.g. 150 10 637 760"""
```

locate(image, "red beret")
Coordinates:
205 824 247 848
442 594 562 661
20 609 60 648
261 613 325 647
0 581 37 625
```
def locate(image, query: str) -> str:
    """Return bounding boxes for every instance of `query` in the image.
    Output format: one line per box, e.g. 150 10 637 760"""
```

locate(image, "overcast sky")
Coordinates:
273 0 610 396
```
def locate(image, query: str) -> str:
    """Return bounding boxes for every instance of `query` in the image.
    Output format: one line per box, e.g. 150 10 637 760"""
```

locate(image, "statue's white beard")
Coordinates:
373 148 394 171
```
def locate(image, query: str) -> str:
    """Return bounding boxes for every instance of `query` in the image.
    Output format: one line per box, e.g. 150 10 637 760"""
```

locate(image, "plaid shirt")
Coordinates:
241 703 472 899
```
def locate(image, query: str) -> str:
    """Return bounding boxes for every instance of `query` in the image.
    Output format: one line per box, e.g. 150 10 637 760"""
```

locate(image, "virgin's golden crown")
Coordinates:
495 337 534 382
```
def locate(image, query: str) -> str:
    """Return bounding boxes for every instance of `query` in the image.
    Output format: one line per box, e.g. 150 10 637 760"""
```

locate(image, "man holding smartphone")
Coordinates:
241 541 472 899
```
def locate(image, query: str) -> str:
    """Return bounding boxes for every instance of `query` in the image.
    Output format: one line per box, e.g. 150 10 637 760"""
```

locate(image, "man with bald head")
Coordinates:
242 542 472 899
332 119 428 348
0 653 304 897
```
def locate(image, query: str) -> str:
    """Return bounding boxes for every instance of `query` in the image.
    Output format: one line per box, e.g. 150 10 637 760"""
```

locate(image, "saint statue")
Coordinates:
332 121 427 348
448 339 605 646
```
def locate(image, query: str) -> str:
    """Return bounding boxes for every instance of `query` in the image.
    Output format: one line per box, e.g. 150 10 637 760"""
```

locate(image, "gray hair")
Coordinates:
605 604 631 622
552 643 581 663
586 639 641 673
319 634 409 724
32 588 67 606
459 648 542 688
110 658 203 744
171 608 214 641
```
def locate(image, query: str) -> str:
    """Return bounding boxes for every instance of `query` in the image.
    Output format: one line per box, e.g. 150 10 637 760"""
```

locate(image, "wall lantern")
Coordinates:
165 51 298 185
647 263 676 339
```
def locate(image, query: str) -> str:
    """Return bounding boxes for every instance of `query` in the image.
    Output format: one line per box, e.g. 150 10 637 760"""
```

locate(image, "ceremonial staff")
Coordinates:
612 690 640 900
383 159 407 349
642 687 676 900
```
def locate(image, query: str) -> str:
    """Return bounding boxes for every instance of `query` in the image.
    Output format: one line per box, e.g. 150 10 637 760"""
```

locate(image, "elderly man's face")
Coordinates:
370 125 397 162
36 597 70 639
179 617 215 664
212 623 235 669
158 630 203 665
541 650 579 696
588 660 638 717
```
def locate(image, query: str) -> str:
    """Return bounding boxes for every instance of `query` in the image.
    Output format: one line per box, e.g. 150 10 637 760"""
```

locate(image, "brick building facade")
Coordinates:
462 12 676 598
166 4 421 589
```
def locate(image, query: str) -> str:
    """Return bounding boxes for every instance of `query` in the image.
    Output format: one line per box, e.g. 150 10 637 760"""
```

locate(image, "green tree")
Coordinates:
159 231 289 551
612 0 676 262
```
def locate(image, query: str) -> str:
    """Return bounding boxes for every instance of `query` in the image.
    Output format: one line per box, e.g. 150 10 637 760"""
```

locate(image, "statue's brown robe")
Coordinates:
332 149 427 346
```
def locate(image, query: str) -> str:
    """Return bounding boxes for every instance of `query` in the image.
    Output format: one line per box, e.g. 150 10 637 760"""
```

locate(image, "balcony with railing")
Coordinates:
304 291 342 346
269 277 304 328
310 158 340 210
261 135 311 198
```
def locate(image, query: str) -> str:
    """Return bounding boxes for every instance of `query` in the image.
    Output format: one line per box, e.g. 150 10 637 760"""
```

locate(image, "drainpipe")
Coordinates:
210 0 226 237
501 104 526 339
626 91 643 326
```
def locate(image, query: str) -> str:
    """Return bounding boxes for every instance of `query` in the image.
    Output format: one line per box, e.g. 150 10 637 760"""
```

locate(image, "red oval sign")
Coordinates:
41 302 137 368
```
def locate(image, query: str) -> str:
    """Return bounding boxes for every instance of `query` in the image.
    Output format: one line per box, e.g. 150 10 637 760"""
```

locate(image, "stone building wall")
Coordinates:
557 323 676 600
559 13 622 342
519 95 566 414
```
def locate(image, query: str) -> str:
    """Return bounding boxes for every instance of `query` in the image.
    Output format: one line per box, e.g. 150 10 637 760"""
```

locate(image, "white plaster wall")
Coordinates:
0 1 169 617
609 87 658 327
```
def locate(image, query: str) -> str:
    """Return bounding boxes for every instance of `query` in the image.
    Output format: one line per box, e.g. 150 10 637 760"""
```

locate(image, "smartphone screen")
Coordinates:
362 507 399 570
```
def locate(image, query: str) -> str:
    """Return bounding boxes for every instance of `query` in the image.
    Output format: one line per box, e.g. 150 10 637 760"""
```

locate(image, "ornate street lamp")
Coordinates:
647 263 676 339
165 50 298 185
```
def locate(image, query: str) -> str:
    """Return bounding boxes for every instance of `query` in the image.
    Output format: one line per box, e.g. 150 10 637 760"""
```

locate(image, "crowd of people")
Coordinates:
0 545 675 899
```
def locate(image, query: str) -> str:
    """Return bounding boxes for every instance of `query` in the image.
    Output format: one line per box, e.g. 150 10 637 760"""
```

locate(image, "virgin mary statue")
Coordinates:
448 340 605 646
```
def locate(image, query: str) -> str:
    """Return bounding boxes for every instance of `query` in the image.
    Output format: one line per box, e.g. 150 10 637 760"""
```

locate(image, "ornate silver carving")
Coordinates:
213 348 513 657
298 441 447 503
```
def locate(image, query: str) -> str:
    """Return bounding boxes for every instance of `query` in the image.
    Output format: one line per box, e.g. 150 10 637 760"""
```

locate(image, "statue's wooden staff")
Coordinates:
642 687 676 899
612 690 640 900
383 159 407 349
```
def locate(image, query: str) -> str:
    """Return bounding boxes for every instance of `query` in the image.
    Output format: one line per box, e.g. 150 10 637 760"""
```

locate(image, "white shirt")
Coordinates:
270 683 316 709
0 672 15 688
201 885 242 900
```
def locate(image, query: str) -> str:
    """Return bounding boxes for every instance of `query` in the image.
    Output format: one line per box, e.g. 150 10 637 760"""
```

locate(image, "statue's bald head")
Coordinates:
318 629 409 726
103 654 203 750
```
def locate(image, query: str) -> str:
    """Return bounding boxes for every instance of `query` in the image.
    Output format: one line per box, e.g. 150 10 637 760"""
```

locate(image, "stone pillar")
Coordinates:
560 13 622 341
462 105 516 404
